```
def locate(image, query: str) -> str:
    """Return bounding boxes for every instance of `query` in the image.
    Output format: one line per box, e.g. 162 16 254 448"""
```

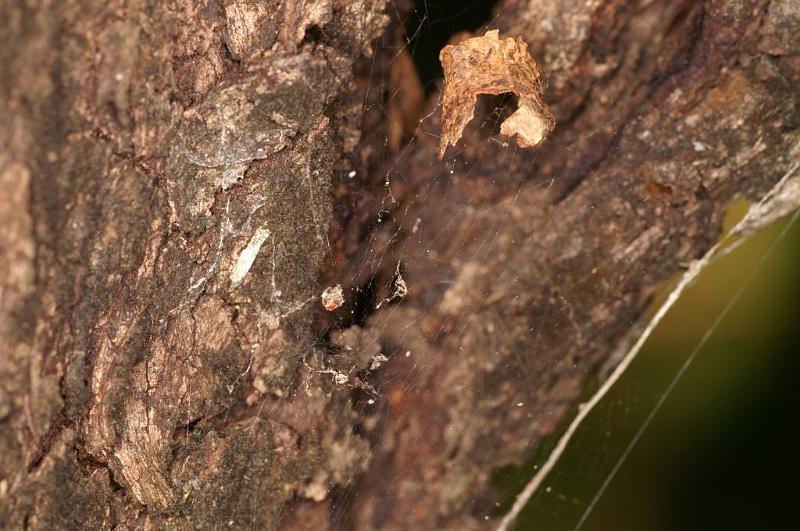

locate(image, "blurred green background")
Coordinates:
495 208 800 531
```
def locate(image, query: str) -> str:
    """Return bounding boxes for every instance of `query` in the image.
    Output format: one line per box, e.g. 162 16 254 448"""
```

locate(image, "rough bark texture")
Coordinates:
0 1 388 528
1 0 798 530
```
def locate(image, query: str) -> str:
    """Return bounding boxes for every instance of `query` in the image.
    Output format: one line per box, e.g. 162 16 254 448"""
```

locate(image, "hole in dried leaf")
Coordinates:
475 92 519 136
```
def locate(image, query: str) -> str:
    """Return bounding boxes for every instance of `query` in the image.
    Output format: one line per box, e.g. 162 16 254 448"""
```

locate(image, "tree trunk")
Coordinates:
1 0 798 529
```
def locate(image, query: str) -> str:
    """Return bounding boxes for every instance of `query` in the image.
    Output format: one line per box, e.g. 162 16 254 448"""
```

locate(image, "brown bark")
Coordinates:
1 0 799 530
0 1 388 528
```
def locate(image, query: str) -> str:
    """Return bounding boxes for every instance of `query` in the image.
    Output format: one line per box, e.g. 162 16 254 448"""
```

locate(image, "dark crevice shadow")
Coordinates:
405 0 503 95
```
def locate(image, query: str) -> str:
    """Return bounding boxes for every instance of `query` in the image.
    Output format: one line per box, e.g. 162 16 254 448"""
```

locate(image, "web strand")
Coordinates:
497 160 800 531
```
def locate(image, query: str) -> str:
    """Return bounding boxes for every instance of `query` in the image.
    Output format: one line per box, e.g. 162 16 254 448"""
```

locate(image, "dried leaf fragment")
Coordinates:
438 30 555 159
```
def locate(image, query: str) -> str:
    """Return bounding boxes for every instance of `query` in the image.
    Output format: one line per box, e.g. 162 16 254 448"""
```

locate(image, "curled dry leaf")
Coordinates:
438 29 555 159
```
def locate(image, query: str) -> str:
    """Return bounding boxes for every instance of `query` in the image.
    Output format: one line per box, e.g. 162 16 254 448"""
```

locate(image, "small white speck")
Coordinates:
405 350 411 357
692 140 708 152
230 227 271 287
369 353 389 370
348 170 357 178
367 398 375 404
114 72 123 82
516 402 524 407
638 130 651 140
321 284 345 311
546 486 552 493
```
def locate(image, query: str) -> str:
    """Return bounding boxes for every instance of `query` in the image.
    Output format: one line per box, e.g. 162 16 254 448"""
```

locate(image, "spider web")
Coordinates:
332 2 799 529
235 1 800 529
498 197 800 531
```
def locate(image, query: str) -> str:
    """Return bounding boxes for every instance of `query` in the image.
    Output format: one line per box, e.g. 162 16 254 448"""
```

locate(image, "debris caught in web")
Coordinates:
376 263 408 310
321 284 344 311
438 29 555 159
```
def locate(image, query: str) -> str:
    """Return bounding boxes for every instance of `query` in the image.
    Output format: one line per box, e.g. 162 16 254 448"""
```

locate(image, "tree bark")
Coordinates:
1 0 799 530
335 1 800 527
0 1 388 528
